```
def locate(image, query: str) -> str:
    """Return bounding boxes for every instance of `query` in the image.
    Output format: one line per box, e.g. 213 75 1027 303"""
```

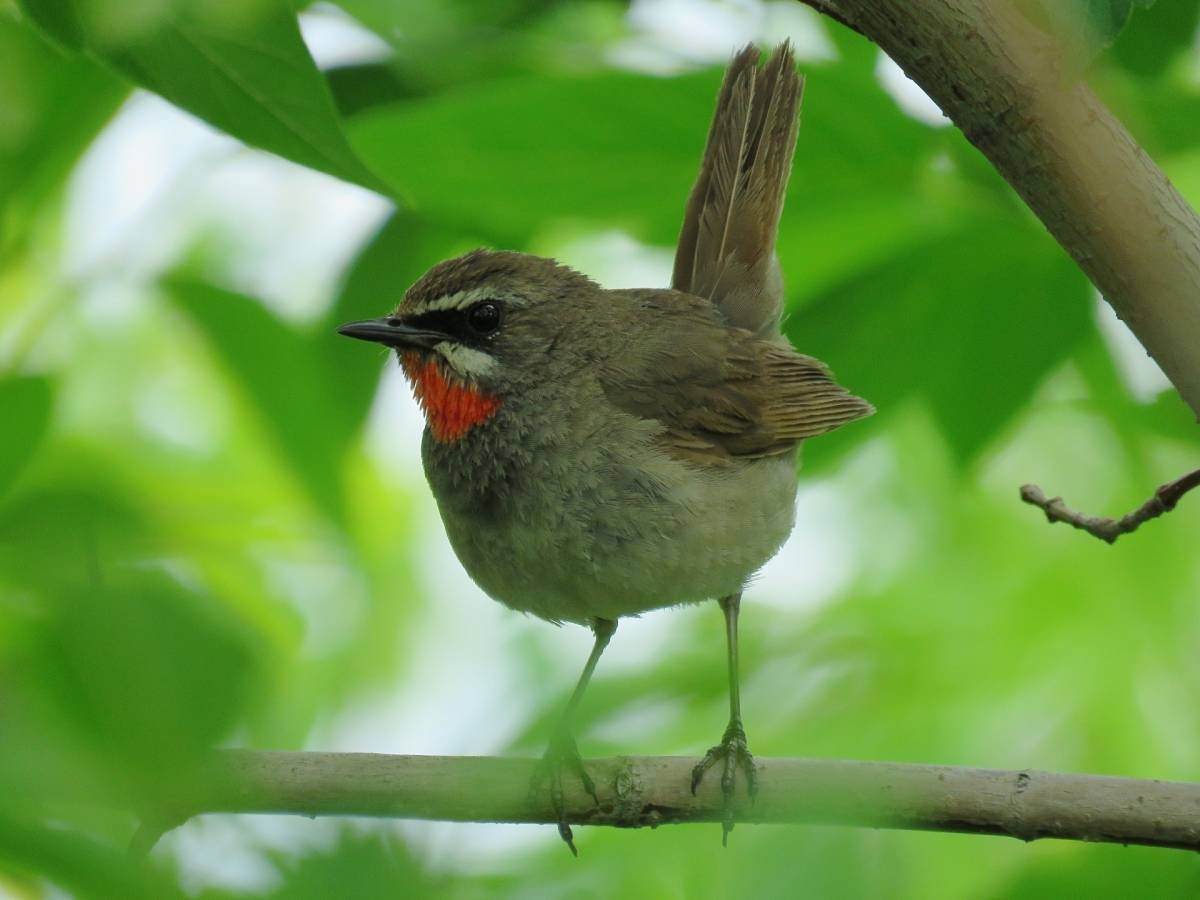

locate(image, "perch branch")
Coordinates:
144 751 1200 852
799 0 1200 420
1020 468 1200 543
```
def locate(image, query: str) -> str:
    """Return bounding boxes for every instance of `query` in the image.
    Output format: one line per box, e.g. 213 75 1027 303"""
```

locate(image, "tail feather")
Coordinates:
672 46 757 303
671 43 803 337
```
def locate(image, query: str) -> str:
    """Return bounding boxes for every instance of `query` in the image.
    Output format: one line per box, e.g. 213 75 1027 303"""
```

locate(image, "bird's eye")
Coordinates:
466 301 502 336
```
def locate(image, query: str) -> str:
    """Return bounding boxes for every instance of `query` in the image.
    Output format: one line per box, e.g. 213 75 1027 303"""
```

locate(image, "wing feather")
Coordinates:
598 293 872 465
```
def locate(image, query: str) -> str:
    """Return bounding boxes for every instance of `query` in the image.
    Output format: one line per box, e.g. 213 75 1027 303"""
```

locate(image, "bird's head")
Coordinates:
338 248 597 442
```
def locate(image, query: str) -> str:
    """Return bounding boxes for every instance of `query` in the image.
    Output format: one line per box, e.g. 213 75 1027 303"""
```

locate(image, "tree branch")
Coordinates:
800 0 863 36
144 751 1200 852
799 0 1200 421
1019 468 1200 543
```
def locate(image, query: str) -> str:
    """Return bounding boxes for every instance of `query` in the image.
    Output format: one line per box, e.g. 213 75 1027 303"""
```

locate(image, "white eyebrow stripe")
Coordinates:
411 286 526 312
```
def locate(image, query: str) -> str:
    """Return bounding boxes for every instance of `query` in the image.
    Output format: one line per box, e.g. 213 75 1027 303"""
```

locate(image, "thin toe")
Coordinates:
692 720 757 844
558 821 578 857
740 752 759 801
531 730 595 856
691 745 723 794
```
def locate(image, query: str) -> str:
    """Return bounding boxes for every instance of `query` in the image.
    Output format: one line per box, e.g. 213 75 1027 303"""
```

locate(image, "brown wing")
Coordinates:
598 293 872 465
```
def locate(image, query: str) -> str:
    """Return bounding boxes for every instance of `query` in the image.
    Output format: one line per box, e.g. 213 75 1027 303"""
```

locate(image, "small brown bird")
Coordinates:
340 43 871 850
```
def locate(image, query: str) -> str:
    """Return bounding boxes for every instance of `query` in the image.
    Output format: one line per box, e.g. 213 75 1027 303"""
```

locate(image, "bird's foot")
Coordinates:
530 728 597 856
691 717 757 845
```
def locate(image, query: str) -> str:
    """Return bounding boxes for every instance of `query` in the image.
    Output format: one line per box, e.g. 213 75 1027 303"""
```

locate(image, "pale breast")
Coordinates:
424 400 799 624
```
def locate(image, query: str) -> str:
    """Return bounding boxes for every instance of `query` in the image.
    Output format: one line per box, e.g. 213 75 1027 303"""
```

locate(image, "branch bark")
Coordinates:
799 0 1200 420
1020 467 1200 543
152 751 1200 852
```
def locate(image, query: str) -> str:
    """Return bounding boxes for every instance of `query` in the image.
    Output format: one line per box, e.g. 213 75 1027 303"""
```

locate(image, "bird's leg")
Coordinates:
531 617 616 856
691 592 756 845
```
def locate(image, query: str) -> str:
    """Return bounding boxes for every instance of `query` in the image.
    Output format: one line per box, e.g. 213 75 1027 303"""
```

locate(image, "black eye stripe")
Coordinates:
407 308 462 336
404 301 502 346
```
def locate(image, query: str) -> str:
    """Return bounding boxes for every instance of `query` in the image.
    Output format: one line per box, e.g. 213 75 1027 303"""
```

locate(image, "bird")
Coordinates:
338 42 872 852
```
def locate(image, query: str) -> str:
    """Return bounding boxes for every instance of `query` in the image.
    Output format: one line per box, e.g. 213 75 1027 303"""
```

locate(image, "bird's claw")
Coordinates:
691 718 757 845
530 729 597 856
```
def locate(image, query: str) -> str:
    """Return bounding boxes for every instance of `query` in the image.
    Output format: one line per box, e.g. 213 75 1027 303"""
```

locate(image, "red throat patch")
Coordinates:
401 353 501 442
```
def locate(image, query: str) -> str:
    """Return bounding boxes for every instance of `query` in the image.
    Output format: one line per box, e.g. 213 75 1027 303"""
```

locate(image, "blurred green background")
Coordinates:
2 0 1199 896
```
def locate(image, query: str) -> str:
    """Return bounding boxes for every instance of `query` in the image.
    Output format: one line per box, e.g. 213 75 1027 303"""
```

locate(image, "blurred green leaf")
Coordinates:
34 569 258 779
12 0 84 48
1123 88 1200 157
0 375 53 499
0 812 177 900
326 61 415 117
350 56 938 246
351 69 706 240
250 830 441 899
330 0 555 44
15 0 390 194
1089 0 1157 44
787 219 1092 462
1022 0 1158 61
166 213 476 524
325 1 625 108
0 487 260 868
0 17 126 250
995 840 1200 897
168 278 351 522
0 486 147 586
1111 0 1200 78
0 484 257 779
1073 330 1197 450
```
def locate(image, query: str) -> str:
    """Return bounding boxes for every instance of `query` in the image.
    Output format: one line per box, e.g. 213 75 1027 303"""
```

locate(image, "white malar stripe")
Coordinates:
434 342 498 378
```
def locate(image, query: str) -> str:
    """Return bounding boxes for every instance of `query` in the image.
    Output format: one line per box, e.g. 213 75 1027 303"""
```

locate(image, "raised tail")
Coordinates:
671 43 803 337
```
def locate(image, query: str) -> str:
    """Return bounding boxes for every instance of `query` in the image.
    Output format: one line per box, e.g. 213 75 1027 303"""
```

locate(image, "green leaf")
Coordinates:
0 18 126 250
350 70 701 240
349 56 936 246
15 0 391 194
0 375 53 499
325 61 415 117
323 1 623 109
0 812 174 900
1094 0 1135 40
29 568 259 789
12 0 84 48
329 0 555 45
1073 331 1197 447
0 485 147 595
0 486 260 830
1023 0 1159 59
166 209 475 522
1112 0 1200 78
786 220 1092 463
259 831 437 899
169 218 475 524
168 278 351 522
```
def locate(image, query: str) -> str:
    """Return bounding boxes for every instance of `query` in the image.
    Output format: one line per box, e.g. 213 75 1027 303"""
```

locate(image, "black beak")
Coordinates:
337 317 449 349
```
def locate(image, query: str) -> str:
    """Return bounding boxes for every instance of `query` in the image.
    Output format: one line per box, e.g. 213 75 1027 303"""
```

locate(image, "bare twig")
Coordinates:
1020 468 1200 544
136 751 1200 852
